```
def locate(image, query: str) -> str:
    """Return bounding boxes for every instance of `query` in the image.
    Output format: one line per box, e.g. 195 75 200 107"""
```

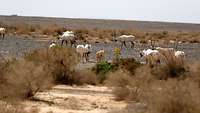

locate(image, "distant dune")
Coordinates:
0 15 200 32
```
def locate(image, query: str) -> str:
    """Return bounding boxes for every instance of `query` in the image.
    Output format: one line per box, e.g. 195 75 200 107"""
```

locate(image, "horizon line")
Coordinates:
1 14 200 25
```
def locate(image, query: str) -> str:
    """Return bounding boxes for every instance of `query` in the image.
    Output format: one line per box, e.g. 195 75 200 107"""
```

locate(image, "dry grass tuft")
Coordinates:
0 47 79 100
72 69 97 85
108 60 200 113
0 58 53 100
153 50 187 80
106 70 141 101
147 80 200 113
0 101 38 113
24 47 79 84
5 60 53 99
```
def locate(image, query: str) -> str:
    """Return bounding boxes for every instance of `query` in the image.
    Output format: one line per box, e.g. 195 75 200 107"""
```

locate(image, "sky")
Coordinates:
0 0 200 23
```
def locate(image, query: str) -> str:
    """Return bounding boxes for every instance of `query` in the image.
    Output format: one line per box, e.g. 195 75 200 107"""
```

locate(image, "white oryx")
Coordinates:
0 27 6 39
76 44 92 63
175 51 185 58
114 35 136 48
58 31 76 47
140 49 163 66
174 50 185 64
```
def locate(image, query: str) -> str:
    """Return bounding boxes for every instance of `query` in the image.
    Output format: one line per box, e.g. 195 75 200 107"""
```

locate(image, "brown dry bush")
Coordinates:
187 62 200 87
153 50 188 80
110 79 200 113
147 80 200 113
72 69 97 85
0 101 38 113
109 63 200 113
13 23 32 35
106 70 141 101
0 103 25 113
24 47 79 84
0 47 78 100
108 59 200 113
75 29 90 40
41 26 60 36
113 58 142 75
0 59 53 99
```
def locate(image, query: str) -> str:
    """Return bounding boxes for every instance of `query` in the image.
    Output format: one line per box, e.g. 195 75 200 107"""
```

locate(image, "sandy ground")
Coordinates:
23 85 127 113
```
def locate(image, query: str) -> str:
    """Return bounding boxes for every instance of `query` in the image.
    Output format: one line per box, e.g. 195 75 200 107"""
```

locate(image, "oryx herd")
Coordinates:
0 27 186 65
49 30 186 65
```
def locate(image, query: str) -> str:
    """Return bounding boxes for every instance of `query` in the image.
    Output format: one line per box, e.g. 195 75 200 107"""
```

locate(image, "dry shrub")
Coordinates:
109 61 200 113
106 70 141 101
188 62 200 88
41 24 66 36
152 50 187 80
0 59 53 100
13 23 32 35
75 29 89 40
0 102 25 113
72 69 97 85
42 27 54 35
113 58 141 75
4 60 53 99
0 47 78 100
147 79 200 113
54 27 66 35
105 61 149 102
106 70 133 87
0 101 38 113
111 79 200 113
24 47 79 84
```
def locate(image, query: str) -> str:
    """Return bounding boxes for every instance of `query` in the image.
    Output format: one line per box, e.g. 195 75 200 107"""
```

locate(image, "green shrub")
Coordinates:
92 61 115 83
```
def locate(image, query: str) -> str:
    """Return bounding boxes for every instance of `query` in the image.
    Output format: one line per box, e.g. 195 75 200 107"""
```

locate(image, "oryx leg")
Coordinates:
65 40 68 46
3 33 5 39
130 41 135 48
121 41 127 48
61 40 64 46
124 41 127 48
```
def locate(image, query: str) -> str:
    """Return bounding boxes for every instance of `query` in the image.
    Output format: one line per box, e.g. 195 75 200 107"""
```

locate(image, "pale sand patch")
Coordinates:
23 85 127 113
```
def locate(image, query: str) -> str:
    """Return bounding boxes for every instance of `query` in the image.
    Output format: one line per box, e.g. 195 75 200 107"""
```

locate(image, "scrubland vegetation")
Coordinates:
1 21 200 43
1 20 200 113
106 53 200 113
0 44 200 113
0 47 78 113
